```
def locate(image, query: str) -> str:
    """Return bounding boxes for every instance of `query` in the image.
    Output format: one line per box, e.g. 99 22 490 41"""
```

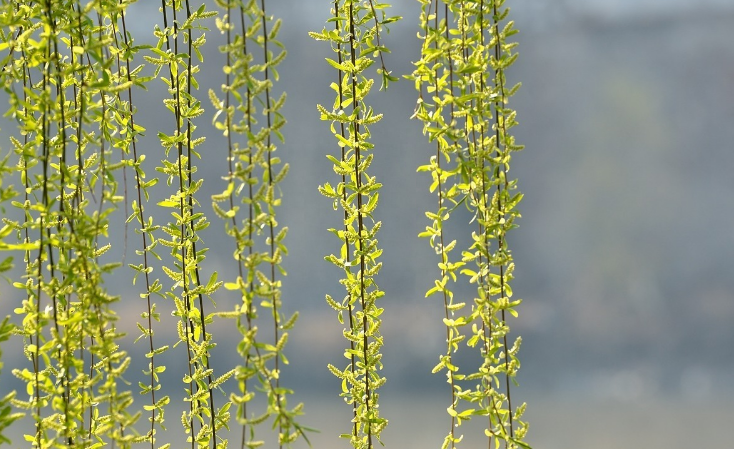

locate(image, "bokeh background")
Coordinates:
1 0 734 447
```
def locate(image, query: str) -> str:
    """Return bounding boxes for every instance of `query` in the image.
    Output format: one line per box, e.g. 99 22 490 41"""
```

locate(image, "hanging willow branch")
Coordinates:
211 0 308 447
312 1 399 448
0 1 139 447
412 0 465 447
412 0 530 448
113 1 170 446
149 1 229 447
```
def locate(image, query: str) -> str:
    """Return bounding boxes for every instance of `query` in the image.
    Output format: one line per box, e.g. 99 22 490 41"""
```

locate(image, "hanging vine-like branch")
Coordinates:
211 0 308 447
312 1 399 448
412 0 530 448
0 1 139 447
148 1 230 447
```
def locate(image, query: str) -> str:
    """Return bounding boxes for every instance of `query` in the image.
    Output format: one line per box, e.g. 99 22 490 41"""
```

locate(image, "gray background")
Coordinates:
1 0 734 447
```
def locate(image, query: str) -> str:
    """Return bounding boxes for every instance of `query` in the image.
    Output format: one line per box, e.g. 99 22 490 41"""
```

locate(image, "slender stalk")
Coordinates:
219 4 252 447
334 0 359 438
492 1 514 441
13 23 42 445
435 1 457 445
117 4 161 444
255 3 286 445
346 3 373 446
314 2 396 447
183 0 218 444
237 6 257 446
41 2 69 445
213 2 305 446
158 2 197 446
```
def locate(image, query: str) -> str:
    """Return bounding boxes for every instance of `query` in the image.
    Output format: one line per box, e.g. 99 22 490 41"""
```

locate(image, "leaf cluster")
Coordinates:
210 1 308 448
312 1 400 448
152 1 231 447
410 1 530 448
0 1 145 447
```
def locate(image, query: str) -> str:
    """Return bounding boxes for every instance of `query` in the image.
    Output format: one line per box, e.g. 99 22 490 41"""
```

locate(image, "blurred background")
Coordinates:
2 0 734 447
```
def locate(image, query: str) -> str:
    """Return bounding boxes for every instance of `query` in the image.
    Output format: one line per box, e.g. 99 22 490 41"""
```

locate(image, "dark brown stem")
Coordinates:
236 6 255 448
117 3 159 444
492 1 514 443
159 2 197 446
347 2 372 447
71 3 88 440
475 1 495 447
222 3 249 447
179 0 219 445
334 0 359 438
433 0 456 446
45 2 74 444
366 0 389 83
18 19 44 448
256 1 286 446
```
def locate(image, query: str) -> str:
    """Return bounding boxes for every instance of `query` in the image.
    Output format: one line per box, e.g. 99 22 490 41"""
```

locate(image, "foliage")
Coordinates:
311 1 400 448
1 1 138 447
411 0 529 447
0 0 530 448
0 317 23 444
210 0 307 447
147 1 232 447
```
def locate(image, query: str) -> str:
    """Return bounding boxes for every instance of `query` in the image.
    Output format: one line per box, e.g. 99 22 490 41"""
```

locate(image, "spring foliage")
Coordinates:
411 0 529 448
0 1 530 448
210 0 307 447
311 0 399 448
